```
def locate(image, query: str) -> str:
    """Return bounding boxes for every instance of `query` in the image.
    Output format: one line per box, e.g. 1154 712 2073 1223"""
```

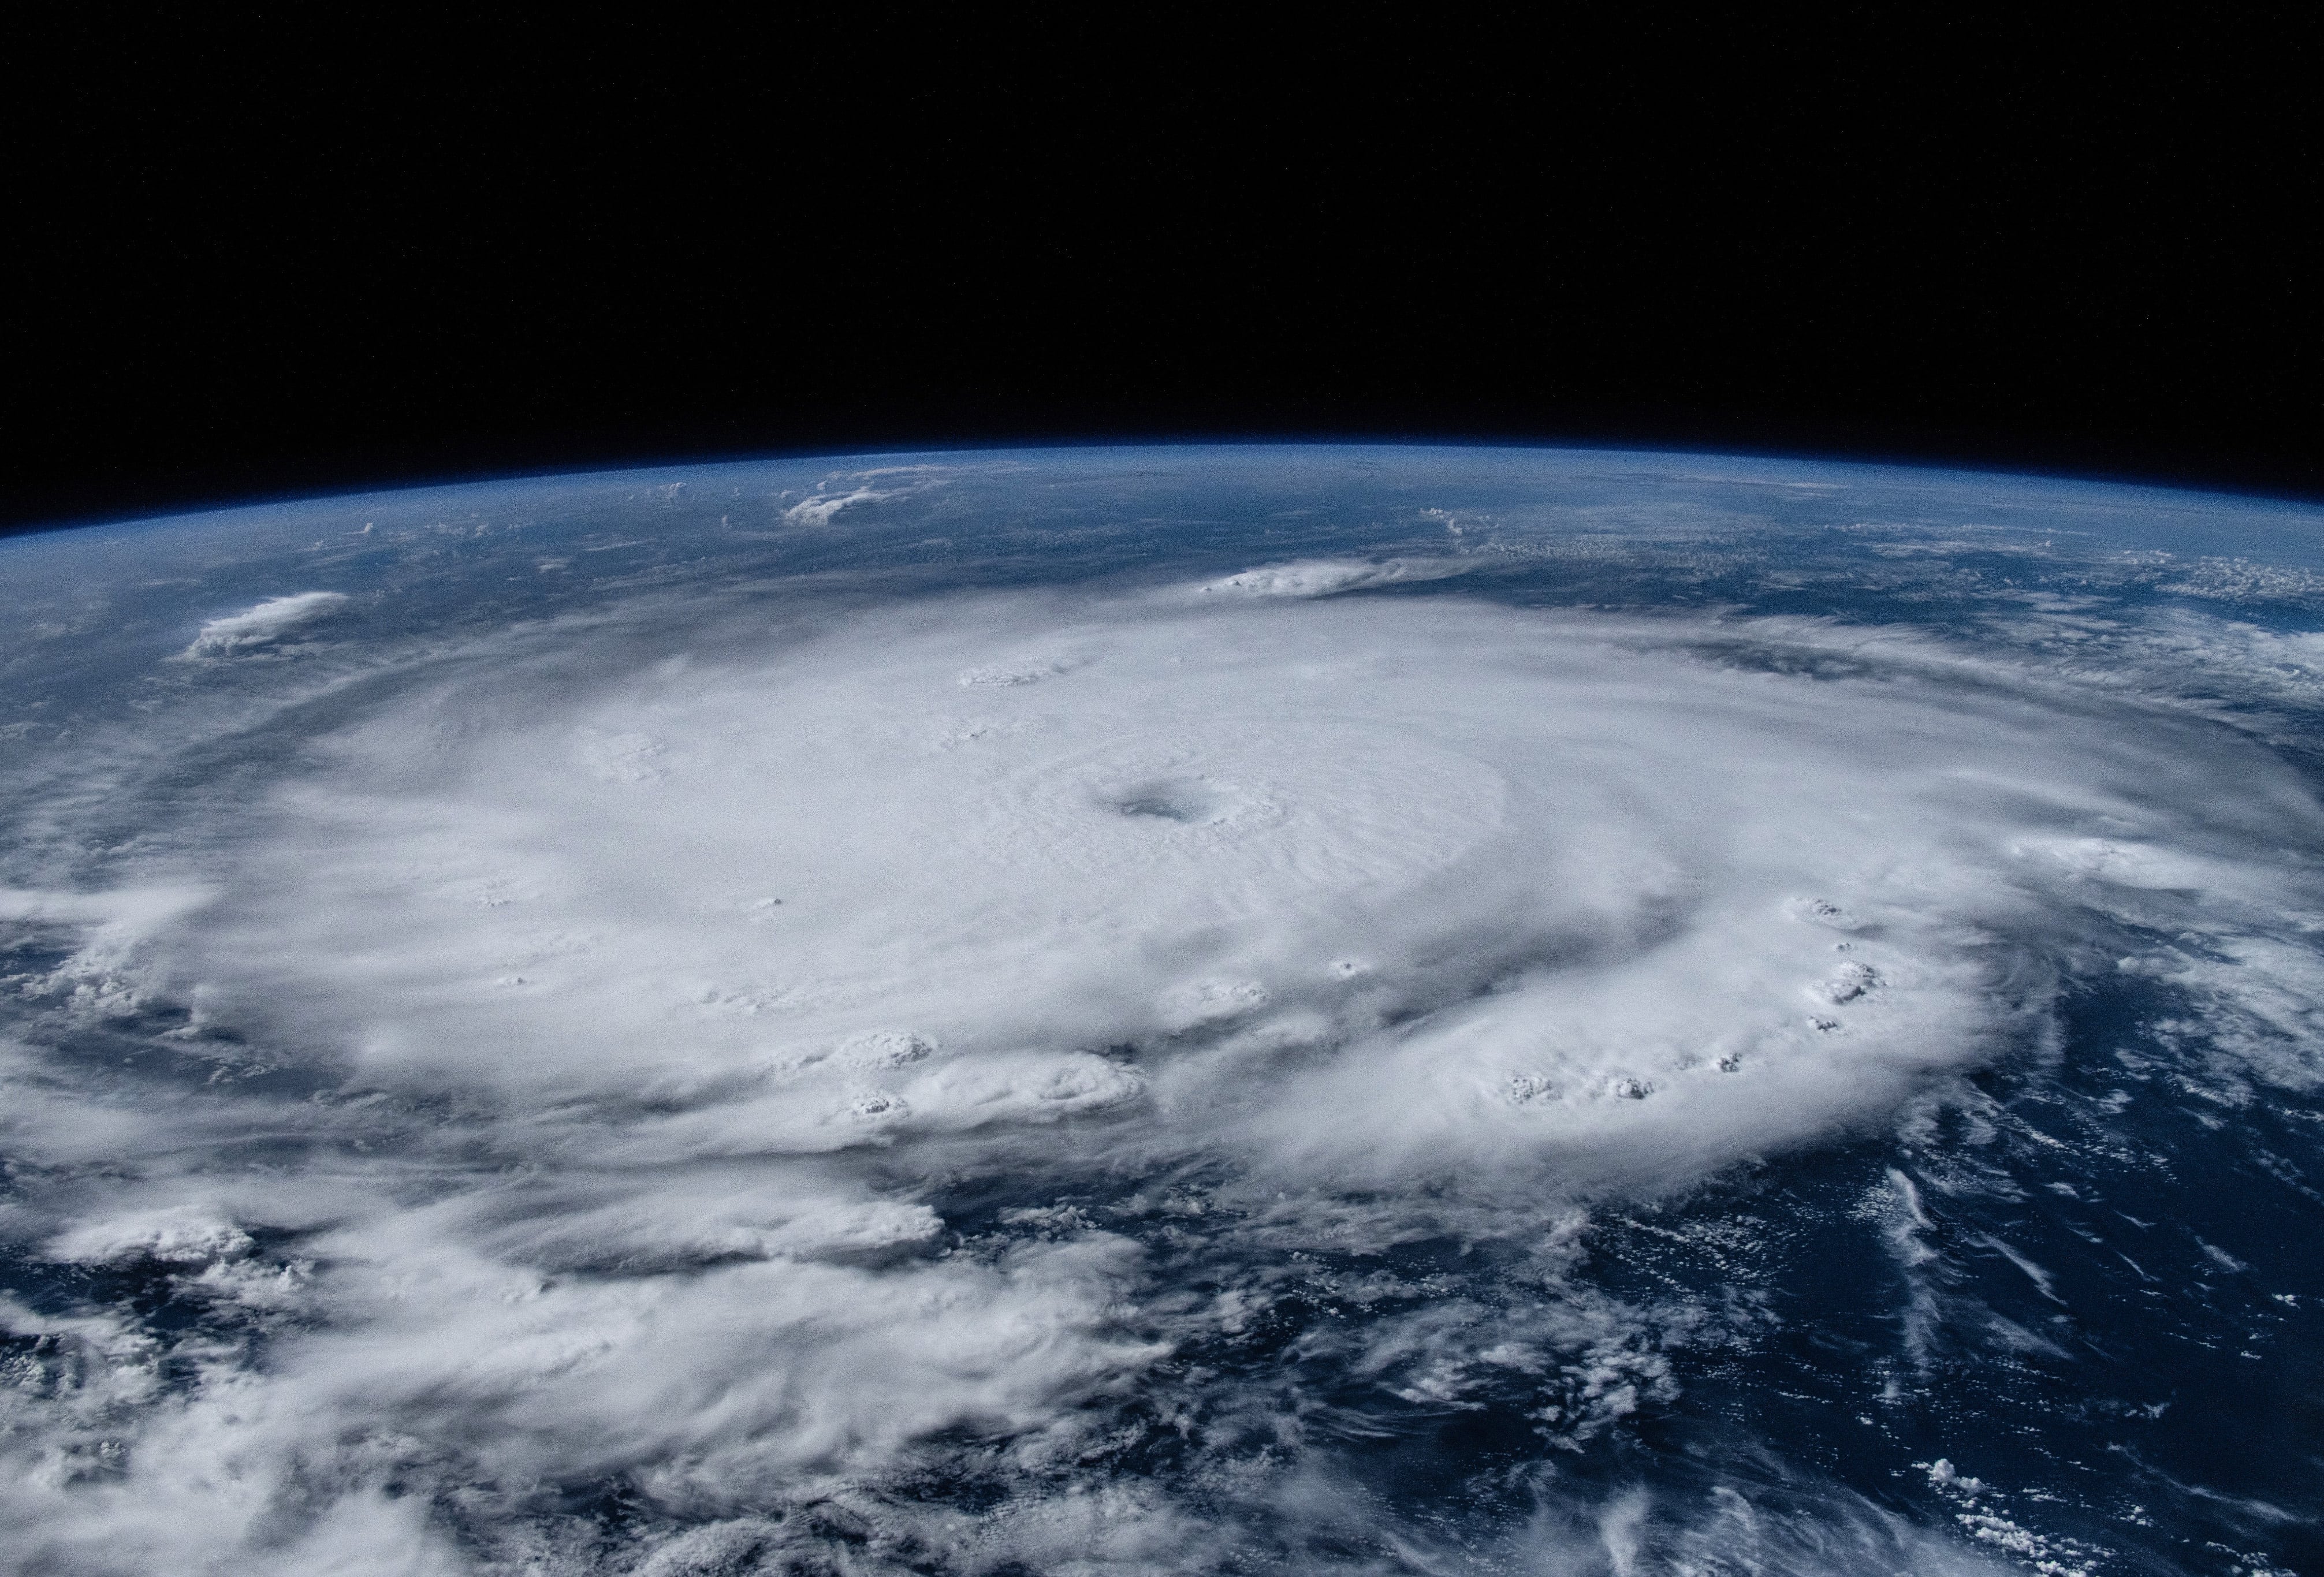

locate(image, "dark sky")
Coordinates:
7 13 2319 532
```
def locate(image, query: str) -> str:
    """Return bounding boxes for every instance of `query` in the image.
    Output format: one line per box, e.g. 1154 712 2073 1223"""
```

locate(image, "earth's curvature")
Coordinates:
2 445 2322 1576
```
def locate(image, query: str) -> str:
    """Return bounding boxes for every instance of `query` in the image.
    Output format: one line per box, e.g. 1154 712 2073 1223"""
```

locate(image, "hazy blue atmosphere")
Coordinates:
3 447 2321 1575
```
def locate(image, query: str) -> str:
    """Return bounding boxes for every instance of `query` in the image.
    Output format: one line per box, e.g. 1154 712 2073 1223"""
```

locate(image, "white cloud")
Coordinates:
183 591 348 657
1193 557 1466 598
781 486 895 525
46 1205 255 1267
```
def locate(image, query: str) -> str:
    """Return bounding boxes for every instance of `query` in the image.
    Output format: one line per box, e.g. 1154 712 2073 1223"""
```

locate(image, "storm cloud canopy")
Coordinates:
3 448 2322 1575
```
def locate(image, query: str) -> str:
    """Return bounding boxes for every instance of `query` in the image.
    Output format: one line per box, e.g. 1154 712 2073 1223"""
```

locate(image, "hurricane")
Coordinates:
3 448 2319 1575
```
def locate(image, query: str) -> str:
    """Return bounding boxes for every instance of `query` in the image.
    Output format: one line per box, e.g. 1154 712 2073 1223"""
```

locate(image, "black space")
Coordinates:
6 13 2320 534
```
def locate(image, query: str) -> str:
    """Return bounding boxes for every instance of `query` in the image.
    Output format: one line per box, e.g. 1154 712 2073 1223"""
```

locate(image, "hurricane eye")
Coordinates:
1108 777 1221 823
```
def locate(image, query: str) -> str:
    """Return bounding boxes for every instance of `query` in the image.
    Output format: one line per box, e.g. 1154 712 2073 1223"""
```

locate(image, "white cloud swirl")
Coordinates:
3 556 2319 1573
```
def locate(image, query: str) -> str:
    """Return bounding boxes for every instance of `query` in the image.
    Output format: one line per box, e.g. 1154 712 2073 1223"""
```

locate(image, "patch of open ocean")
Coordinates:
811 973 2322 1574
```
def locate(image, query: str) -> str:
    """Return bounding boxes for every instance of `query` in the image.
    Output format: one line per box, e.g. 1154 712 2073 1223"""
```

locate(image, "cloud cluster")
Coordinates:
5 563 2321 1572
1194 557 1467 598
781 487 895 526
181 591 348 657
